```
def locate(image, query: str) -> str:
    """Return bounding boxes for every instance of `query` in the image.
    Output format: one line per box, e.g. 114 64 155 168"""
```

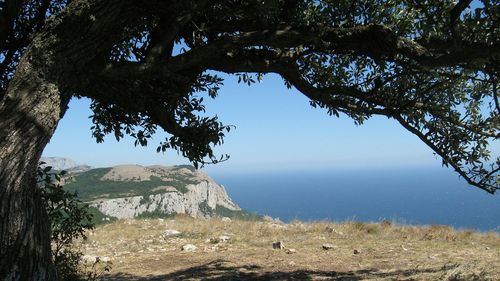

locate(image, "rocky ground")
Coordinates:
78 216 500 280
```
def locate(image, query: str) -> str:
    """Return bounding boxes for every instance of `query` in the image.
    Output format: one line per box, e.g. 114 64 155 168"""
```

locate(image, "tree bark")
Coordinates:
0 0 149 279
0 55 69 280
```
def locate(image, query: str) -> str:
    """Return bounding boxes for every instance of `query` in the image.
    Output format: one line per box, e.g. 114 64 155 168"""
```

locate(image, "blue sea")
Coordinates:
211 167 500 232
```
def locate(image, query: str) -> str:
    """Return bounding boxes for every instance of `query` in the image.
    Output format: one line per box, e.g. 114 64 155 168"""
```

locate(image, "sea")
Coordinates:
211 167 500 232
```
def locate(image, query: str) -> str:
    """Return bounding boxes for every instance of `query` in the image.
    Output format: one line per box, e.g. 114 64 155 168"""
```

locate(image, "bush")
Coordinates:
38 163 111 280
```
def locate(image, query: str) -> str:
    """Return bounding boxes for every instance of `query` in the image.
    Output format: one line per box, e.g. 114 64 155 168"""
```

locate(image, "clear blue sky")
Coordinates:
42 72 470 174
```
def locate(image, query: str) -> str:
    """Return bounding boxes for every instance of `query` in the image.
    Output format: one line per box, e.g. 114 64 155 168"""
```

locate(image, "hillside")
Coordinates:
79 217 500 281
62 164 255 220
64 165 200 201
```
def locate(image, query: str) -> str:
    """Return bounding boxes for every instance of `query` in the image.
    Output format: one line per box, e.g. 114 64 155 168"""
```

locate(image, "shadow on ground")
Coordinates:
105 259 456 280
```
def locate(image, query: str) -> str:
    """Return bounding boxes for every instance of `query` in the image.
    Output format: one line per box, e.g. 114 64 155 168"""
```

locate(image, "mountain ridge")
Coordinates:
45 158 252 221
41 156 91 173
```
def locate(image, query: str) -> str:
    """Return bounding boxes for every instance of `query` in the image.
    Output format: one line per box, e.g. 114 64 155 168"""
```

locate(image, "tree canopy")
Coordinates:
1 0 499 193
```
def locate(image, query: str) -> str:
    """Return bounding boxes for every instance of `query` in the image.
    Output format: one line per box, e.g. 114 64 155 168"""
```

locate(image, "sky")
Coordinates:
42 72 470 175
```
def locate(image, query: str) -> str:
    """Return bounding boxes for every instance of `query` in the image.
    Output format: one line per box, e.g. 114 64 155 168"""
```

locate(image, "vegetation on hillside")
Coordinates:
63 168 199 201
215 205 262 221
121 204 261 221
173 165 197 173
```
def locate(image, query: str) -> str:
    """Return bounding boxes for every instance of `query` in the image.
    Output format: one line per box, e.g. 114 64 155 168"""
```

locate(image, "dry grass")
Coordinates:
78 216 500 280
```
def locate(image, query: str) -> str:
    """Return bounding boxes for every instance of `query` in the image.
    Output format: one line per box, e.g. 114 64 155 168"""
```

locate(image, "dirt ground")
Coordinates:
79 217 500 280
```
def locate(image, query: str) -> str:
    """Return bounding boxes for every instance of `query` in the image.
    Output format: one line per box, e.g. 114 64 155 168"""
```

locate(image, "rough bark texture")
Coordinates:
0 55 68 280
0 0 143 279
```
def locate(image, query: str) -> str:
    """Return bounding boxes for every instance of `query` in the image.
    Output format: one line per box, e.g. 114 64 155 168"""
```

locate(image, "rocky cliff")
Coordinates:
63 164 242 219
41 156 79 170
41 156 91 172
91 179 240 219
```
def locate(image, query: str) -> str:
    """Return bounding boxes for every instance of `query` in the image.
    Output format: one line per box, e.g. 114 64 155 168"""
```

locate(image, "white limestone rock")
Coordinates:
181 244 197 252
89 170 240 219
162 229 181 237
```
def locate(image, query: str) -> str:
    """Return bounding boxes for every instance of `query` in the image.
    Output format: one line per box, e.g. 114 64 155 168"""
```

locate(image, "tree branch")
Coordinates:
394 114 498 194
0 0 27 46
177 23 500 69
449 0 472 39
32 0 51 32
145 0 210 62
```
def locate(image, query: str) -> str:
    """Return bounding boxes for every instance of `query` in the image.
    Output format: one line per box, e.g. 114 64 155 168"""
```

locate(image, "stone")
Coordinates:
325 226 344 235
80 255 98 263
272 241 285 250
263 215 284 224
353 249 360 254
218 235 231 242
322 243 337 250
221 217 232 222
209 235 231 244
268 223 286 229
263 215 274 222
162 229 181 237
286 248 296 254
80 255 111 263
181 244 197 252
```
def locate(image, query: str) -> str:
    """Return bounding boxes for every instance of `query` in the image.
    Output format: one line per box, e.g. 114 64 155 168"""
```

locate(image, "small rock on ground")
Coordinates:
218 235 231 242
181 244 197 252
80 255 98 263
322 243 337 250
80 255 111 263
273 241 285 250
325 226 344 235
162 229 181 237
263 215 284 224
208 235 231 244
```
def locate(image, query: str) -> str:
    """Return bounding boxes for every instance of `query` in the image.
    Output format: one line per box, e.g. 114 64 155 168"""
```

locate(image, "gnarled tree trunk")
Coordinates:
0 1 147 279
0 55 68 280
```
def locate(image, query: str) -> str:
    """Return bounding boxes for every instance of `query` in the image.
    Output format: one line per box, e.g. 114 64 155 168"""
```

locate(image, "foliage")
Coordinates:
38 164 110 280
135 209 177 219
173 165 197 173
196 201 262 221
215 205 262 221
86 206 117 225
1 0 499 193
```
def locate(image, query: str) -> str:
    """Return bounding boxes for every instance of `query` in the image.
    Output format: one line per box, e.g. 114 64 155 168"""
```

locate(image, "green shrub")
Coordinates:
215 205 262 221
38 163 111 280
136 209 177 219
86 206 117 225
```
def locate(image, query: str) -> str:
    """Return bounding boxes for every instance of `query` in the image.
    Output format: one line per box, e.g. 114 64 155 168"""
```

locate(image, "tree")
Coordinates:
0 0 498 279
